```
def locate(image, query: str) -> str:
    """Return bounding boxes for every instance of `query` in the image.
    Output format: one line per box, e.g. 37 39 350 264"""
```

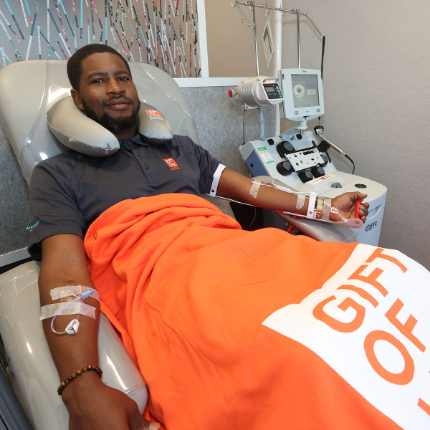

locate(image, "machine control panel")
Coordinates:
285 148 325 172
263 83 283 100
239 133 387 247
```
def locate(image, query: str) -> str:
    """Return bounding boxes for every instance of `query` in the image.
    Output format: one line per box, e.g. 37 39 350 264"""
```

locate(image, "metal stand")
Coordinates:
259 107 265 141
232 1 326 141
232 1 325 70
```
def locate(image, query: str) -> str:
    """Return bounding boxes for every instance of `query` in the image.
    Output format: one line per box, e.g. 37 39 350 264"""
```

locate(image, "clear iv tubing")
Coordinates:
51 289 95 335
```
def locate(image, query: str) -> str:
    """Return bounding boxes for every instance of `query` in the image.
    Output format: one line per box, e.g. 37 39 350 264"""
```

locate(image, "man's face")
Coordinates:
71 53 140 136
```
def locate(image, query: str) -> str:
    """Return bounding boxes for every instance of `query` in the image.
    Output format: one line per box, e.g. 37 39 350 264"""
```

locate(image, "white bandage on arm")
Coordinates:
41 287 98 335
330 206 347 223
296 194 305 210
50 285 100 302
40 302 96 320
322 199 332 221
208 164 227 197
249 181 261 198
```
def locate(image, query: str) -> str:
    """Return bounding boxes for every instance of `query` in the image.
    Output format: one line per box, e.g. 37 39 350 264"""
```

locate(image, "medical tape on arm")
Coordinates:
40 302 96 320
41 287 98 335
330 206 348 223
249 181 261 199
50 285 100 302
322 199 331 221
209 164 226 197
296 195 305 210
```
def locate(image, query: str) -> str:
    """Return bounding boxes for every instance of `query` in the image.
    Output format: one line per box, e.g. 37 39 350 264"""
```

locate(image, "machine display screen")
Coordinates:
264 83 283 99
291 74 319 108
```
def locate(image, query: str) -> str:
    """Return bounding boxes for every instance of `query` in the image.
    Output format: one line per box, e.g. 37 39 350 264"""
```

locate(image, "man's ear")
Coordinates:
70 89 85 112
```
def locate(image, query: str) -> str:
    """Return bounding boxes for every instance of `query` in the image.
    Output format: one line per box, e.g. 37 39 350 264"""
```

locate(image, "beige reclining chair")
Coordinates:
0 59 233 430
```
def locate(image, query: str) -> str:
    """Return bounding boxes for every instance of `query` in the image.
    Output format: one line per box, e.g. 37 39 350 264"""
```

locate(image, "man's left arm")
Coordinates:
216 168 369 222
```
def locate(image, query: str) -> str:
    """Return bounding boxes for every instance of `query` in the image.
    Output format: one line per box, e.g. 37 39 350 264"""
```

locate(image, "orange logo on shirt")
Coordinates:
163 158 180 170
146 110 163 120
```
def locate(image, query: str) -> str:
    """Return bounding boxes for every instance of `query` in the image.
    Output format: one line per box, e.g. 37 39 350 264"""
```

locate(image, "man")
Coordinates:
28 44 368 430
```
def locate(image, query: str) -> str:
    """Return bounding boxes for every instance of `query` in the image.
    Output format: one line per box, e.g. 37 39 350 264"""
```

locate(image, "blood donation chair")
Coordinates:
0 59 235 430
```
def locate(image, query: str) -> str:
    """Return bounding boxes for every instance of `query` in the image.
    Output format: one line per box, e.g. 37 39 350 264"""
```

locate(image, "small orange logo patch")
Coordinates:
163 158 180 170
146 110 163 120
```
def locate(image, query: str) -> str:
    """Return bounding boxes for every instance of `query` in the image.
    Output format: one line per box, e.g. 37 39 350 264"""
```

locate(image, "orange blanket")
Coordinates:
85 194 430 430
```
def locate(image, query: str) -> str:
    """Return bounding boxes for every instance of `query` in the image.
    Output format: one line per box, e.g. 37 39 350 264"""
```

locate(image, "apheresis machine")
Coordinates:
231 2 387 246
234 68 386 246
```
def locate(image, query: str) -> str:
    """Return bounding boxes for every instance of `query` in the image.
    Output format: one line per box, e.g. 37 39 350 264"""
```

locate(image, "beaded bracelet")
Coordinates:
57 365 103 395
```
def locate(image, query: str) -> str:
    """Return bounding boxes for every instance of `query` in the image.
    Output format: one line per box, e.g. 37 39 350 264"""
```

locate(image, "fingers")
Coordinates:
359 203 369 214
353 193 369 221
358 202 369 222
344 191 367 199
127 405 160 430
133 419 160 430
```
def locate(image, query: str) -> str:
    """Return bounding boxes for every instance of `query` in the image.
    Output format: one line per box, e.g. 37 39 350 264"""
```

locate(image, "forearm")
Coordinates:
216 168 369 223
216 168 309 215
39 235 102 400
39 235 160 429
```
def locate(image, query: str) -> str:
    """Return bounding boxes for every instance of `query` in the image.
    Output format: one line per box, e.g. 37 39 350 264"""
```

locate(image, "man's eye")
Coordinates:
118 76 129 81
92 78 104 84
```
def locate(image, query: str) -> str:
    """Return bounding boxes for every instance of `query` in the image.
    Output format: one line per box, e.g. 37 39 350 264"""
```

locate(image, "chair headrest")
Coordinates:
0 60 199 184
47 97 173 157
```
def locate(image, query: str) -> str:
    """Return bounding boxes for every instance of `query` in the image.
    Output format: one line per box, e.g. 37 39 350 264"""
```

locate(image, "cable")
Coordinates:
318 36 325 124
317 133 355 174
245 171 257 229
243 108 247 144
249 206 257 230
321 35 326 81
345 154 355 174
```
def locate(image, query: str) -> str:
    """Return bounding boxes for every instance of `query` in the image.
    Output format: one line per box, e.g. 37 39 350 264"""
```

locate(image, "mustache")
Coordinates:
102 95 135 106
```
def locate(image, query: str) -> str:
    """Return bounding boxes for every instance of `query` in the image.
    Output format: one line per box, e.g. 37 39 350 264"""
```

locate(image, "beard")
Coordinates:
81 95 140 133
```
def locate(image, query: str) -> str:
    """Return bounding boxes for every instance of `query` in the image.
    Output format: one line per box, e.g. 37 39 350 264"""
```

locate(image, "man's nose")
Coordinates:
106 78 123 94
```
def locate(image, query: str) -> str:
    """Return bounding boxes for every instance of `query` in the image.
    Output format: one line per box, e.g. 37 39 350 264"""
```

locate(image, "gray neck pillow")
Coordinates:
47 96 173 157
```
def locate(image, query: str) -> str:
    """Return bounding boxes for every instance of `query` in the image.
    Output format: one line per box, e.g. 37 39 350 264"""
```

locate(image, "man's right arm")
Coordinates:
40 234 158 430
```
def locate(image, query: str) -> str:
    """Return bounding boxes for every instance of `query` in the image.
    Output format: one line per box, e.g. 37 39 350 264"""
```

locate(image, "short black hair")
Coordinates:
67 44 131 90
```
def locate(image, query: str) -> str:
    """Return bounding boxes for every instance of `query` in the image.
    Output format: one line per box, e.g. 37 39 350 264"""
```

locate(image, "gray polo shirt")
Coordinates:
27 133 222 260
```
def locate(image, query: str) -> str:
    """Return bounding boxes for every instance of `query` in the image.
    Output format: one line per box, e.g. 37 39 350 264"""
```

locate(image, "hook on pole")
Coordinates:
280 4 287 16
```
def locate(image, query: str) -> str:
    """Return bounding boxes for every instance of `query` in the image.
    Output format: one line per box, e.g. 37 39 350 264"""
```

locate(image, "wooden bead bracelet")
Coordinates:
57 365 103 395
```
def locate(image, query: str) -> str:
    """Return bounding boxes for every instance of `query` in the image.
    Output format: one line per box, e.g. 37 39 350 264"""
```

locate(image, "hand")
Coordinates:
331 192 369 223
63 376 160 430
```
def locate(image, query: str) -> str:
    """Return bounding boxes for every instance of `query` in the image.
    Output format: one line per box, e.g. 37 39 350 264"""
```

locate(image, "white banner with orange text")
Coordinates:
263 245 430 430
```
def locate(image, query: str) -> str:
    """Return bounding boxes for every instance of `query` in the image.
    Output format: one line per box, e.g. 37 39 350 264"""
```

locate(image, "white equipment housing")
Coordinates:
279 68 324 121
239 66 386 245
235 76 284 108
240 133 387 246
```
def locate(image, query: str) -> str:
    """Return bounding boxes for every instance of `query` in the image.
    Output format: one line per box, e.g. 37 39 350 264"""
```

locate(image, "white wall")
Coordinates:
206 0 280 77
281 0 430 269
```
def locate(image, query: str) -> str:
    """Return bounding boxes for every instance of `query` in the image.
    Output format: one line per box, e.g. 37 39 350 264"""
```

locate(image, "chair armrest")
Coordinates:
0 261 147 430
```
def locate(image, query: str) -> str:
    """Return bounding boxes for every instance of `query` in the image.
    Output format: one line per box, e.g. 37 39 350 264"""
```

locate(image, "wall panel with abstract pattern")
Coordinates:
0 0 201 78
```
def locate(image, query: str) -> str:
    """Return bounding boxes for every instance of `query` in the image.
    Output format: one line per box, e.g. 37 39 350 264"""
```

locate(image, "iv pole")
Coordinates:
251 4 266 141
232 1 265 140
232 1 326 139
